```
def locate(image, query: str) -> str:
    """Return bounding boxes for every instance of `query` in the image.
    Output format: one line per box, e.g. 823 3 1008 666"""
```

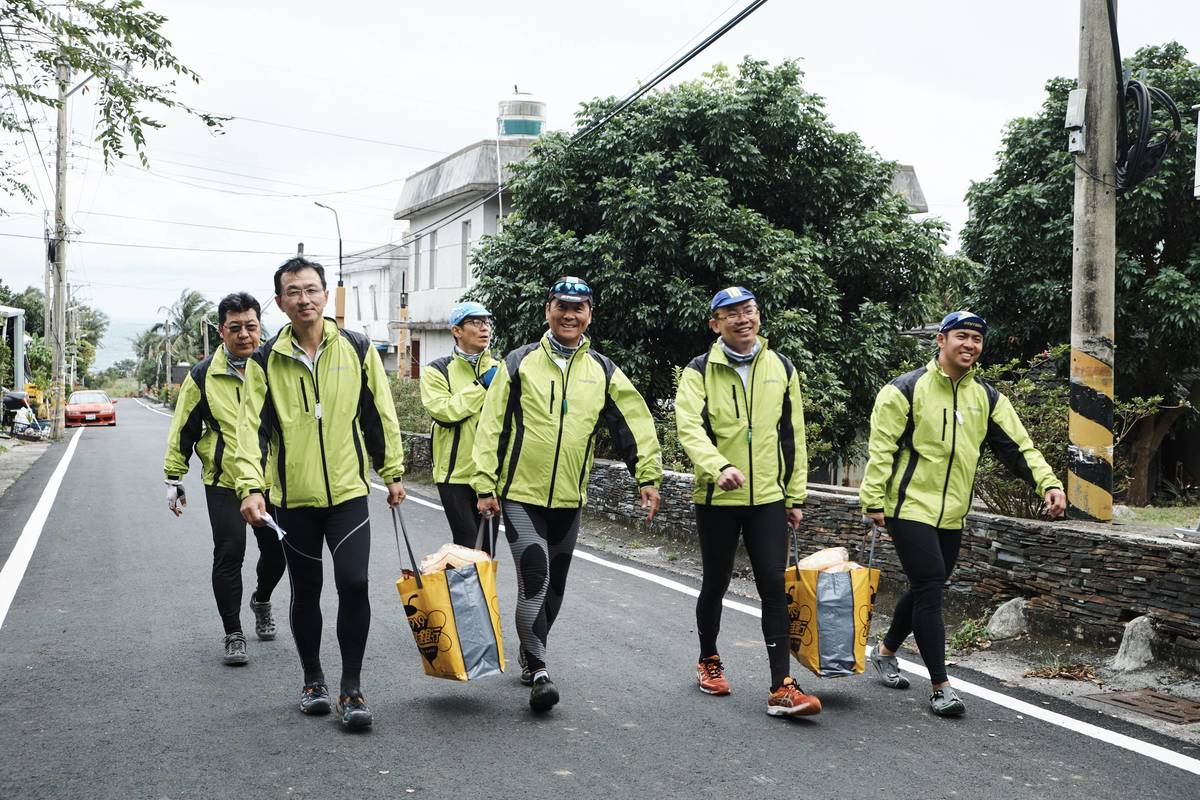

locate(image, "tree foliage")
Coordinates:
470 59 954 459
0 0 223 209
0 280 106 386
961 42 1200 502
132 289 214 387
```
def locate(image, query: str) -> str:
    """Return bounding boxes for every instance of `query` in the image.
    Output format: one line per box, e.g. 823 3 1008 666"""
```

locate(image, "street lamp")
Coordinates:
314 201 345 329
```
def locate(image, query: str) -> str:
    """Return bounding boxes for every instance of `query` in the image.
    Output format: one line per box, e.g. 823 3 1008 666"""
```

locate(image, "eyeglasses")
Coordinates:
282 287 325 300
716 305 759 321
461 317 492 328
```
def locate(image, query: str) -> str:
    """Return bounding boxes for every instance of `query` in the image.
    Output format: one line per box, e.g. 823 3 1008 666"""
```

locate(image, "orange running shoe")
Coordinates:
766 677 822 717
696 655 731 695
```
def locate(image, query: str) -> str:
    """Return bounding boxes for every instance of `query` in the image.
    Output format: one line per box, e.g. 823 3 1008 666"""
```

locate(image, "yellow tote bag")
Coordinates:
785 525 881 678
392 509 506 682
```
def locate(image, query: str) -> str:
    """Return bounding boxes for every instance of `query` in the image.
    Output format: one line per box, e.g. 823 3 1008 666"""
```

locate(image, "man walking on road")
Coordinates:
860 311 1066 717
420 301 500 554
163 292 285 666
473 276 663 712
235 257 406 731
674 286 821 718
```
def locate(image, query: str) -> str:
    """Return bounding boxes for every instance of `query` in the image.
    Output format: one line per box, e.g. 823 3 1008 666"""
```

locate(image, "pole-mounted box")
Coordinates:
1065 88 1087 154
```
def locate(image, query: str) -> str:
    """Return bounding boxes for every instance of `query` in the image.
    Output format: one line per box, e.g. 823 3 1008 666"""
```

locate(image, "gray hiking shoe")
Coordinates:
868 645 910 690
930 686 966 717
249 595 276 641
222 632 248 665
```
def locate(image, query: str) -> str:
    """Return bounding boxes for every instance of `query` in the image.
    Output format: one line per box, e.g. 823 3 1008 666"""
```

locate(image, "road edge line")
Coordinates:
135 398 173 418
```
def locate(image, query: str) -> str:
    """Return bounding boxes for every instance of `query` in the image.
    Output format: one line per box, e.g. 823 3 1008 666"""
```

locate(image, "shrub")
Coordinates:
391 375 431 433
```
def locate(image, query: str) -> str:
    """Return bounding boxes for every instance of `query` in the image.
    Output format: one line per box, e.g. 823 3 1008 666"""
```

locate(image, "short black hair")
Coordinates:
273 256 327 297
217 292 261 325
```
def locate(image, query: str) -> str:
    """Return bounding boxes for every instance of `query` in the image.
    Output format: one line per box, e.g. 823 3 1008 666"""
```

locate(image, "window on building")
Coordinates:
369 284 378 321
413 238 421 291
461 219 472 286
428 230 438 288
353 286 361 320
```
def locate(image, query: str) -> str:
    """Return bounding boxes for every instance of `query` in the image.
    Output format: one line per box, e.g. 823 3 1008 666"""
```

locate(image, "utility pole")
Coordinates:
202 316 209 359
43 211 52 355
49 60 69 440
1068 0 1118 522
313 203 345 328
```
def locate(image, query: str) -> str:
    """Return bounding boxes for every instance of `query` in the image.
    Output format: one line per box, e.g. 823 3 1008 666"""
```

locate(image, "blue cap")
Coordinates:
711 286 756 312
449 301 492 327
938 311 988 336
547 276 592 304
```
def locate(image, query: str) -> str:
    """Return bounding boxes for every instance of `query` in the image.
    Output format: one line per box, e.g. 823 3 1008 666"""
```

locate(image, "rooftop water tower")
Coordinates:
498 89 546 138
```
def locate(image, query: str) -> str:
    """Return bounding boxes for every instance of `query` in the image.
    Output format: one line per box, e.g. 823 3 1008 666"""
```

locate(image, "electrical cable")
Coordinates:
0 26 54 205
201 111 450 155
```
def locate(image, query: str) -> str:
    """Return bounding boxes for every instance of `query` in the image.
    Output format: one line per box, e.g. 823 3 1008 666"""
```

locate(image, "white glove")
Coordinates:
167 480 186 516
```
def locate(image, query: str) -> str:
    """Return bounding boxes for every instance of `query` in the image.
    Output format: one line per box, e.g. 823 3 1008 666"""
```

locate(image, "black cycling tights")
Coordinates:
881 518 962 686
694 501 790 690
276 497 371 693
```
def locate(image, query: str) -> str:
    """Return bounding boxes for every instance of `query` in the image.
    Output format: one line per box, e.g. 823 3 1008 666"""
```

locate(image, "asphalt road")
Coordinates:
1 400 1197 799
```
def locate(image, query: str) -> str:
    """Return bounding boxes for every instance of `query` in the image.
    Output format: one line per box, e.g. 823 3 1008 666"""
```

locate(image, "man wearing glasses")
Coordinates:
473 276 663 712
234 257 406 731
674 286 821 717
420 301 500 553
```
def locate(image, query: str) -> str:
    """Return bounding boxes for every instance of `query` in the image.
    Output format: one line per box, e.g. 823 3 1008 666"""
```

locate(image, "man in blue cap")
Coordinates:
419 301 500 552
674 286 821 717
860 310 1066 717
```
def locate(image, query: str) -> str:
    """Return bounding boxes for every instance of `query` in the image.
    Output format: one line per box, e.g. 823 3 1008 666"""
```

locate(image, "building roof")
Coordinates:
339 241 408 275
891 165 928 213
394 137 536 220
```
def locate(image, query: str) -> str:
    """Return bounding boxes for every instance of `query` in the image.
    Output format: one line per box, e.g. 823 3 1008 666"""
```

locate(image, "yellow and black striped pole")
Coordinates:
1068 0 1117 522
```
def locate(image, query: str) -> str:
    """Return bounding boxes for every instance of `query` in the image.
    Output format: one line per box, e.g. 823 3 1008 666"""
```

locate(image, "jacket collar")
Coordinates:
707 335 769 367
539 330 591 361
928 357 978 385
271 318 339 357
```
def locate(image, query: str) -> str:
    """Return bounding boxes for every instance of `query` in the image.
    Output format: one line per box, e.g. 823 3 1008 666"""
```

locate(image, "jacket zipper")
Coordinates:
941 408 946 440
936 377 960 527
546 357 573 506
296 346 334 507
727 359 757 505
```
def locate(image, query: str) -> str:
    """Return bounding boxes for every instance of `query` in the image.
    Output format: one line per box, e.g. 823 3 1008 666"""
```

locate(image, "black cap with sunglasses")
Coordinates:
547 276 593 304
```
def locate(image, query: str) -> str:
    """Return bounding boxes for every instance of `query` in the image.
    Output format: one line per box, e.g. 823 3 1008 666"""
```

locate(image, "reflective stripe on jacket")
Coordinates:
859 358 1062 530
420 350 497 485
470 333 663 509
674 336 807 507
163 347 243 489
234 318 404 508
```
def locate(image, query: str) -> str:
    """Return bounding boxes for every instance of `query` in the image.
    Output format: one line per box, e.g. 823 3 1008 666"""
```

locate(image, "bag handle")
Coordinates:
392 506 423 589
863 518 879 570
474 516 499 558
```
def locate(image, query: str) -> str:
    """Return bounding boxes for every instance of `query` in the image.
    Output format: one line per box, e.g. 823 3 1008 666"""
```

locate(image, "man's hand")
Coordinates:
387 481 407 507
864 511 886 529
166 482 186 517
716 466 746 492
1043 488 1067 518
786 506 804 529
477 495 501 519
240 494 268 526
640 486 661 522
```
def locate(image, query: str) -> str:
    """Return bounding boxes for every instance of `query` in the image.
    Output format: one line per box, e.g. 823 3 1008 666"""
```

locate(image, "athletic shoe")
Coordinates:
868 645 910 690
929 687 966 717
299 682 332 715
222 632 248 666
696 655 731 695
249 595 276 641
518 650 534 687
337 690 373 731
766 677 822 717
529 670 559 712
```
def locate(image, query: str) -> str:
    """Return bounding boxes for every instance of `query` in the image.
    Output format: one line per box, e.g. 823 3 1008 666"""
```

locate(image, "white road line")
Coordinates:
0 428 84 630
385 483 1200 777
134 398 173 418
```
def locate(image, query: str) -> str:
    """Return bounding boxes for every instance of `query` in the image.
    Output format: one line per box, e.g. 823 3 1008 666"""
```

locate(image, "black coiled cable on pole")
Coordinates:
1106 0 1182 194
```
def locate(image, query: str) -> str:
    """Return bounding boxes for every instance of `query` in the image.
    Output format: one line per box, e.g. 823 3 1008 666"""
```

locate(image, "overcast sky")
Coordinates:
2 0 1198 368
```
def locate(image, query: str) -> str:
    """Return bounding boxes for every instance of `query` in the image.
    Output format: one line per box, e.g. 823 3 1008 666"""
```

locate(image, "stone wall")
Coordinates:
586 459 1200 668
402 432 433 473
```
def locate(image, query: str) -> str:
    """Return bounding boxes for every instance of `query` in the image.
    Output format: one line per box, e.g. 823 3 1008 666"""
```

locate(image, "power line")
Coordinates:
0 26 54 206
0 229 330 256
76 210 380 246
206 111 450 155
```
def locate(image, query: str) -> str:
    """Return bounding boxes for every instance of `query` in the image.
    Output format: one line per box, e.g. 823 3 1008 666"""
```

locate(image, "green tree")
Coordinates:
470 59 951 460
961 42 1200 505
0 0 224 209
0 280 45 336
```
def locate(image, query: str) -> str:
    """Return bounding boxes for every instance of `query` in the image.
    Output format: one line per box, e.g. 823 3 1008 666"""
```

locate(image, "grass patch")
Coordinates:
948 614 992 654
1122 505 1200 529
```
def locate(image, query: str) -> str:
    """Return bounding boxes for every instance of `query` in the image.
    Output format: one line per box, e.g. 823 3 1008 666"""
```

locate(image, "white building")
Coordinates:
393 95 545 375
338 240 409 373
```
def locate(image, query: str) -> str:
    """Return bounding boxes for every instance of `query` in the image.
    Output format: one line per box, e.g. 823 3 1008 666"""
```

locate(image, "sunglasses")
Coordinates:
550 279 591 296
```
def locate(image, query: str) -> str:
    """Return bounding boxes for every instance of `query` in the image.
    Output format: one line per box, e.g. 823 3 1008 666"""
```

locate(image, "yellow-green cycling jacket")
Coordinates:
163 347 245 490
859 358 1061 530
234 319 404 509
675 337 808 507
419 349 498 485
470 333 663 509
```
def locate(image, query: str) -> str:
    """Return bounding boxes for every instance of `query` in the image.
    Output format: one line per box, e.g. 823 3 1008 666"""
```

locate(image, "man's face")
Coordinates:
937 328 984 370
544 299 591 345
708 300 760 352
276 267 328 324
219 309 261 357
452 316 492 354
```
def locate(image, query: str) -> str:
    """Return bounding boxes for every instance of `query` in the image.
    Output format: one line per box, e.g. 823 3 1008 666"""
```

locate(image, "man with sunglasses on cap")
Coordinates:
860 310 1066 717
473 276 663 712
420 301 500 553
675 286 822 718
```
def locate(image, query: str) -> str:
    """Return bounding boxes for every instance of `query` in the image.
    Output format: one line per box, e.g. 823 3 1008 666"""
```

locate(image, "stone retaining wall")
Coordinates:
586 459 1200 668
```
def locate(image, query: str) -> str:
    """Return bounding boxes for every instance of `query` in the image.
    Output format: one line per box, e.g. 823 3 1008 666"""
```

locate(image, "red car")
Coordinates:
65 390 118 427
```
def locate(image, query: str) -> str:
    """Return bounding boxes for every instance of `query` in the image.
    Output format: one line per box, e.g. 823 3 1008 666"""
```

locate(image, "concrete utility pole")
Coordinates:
49 60 69 440
1068 0 1118 522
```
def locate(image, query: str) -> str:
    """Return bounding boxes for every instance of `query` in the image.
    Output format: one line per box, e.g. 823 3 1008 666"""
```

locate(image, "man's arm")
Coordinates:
233 356 272 501
859 384 911 519
420 363 488 425
674 366 728 482
163 371 204 481
470 356 513 500
360 345 405 484
780 365 808 509
986 392 1063 497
